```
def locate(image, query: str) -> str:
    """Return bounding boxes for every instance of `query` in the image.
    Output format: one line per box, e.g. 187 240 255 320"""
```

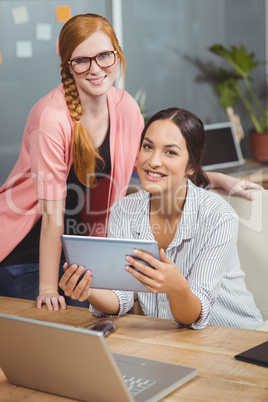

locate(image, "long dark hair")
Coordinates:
140 107 210 188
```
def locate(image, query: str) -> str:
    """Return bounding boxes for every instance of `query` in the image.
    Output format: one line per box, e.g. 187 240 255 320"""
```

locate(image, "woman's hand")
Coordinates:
37 291 66 311
125 248 184 294
207 172 263 200
125 248 201 325
227 177 263 200
58 262 93 302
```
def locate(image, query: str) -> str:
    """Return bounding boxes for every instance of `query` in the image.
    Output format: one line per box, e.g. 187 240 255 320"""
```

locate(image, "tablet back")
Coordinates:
62 235 160 292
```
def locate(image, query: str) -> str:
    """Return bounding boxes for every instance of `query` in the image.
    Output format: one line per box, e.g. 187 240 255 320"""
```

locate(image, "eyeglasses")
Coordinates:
68 50 117 74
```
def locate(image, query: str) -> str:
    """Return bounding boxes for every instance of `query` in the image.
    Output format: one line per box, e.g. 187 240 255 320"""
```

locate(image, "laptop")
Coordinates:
0 313 197 402
202 122 268 176
61 235 160 292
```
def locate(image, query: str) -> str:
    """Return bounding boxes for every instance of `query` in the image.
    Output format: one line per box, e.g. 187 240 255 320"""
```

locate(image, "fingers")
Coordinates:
238 181 263 201
125 256 154 277
45 297 54 311
125 248 171 278
74 274 92 301
51 296 61 311
36 297 43 309
59 264 92 302
63 262 69 271
59 263 79 290
242 180 263 190
67 270 92 301
133 249 159 267
237 190 254 201
230 180 263 200
58 295 67 309
125 251 158 289
125 248 178 294
36 293 67 311
159 248 170 262
131 248 170 267
124 262 156 292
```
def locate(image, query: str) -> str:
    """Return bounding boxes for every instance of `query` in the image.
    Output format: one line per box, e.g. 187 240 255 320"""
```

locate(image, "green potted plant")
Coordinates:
208 43 268 162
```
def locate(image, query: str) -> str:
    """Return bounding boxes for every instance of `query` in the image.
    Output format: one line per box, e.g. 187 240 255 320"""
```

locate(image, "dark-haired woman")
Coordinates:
60 108 263 329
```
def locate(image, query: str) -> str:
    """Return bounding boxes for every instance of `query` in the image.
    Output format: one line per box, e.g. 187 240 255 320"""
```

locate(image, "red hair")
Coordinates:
59 14 126 187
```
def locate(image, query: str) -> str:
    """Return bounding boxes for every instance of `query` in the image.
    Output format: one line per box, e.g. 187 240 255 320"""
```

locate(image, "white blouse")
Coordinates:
90 180 263 330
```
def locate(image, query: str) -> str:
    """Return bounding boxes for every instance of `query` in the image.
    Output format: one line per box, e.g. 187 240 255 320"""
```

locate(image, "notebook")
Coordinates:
202 122 268 176
0 313 197 402
234 341 268 368
61 235 160 292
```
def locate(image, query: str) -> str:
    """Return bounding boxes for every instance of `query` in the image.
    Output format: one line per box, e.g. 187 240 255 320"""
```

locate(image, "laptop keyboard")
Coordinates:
122 375 156 397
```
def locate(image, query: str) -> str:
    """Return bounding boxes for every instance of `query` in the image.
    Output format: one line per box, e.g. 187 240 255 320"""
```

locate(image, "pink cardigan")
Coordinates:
0 85 144 261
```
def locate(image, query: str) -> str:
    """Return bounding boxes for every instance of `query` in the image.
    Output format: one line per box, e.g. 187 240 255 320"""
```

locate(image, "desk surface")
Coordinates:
0 296 267 402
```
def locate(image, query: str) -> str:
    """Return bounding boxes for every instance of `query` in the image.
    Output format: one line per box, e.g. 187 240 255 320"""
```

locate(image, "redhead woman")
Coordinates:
0 14 261 311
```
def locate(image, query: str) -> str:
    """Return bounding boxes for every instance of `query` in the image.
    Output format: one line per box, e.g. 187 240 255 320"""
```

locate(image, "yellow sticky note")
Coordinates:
56 6 71 22
0 49 2 65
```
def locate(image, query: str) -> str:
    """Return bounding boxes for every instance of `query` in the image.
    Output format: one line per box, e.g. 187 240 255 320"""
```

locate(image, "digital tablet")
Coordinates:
234 341 268 368
61 235 160 292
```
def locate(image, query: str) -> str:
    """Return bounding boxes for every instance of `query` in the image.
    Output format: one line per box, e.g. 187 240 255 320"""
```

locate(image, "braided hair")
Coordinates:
59 13 126 187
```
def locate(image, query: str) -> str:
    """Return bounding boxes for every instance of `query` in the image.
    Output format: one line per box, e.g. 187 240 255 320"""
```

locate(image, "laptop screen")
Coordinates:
202 122 244 170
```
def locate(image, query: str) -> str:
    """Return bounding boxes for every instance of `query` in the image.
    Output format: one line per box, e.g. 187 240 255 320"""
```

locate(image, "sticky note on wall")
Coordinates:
16 41 33 58
12 6 29 24
56 6 71 22
36 23 52 41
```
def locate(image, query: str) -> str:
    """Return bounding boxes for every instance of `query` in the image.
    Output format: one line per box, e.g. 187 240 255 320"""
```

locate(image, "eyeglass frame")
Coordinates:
68 50 118 74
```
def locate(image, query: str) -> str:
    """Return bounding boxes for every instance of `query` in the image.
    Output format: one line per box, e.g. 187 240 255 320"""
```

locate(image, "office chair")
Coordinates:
215 189 268 331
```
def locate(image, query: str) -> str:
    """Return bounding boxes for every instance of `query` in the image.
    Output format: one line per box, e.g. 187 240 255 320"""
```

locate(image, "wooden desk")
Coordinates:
0 297 267 401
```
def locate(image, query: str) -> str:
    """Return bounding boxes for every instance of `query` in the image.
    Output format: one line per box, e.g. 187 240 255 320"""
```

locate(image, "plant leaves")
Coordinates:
208 44 261 77
214 78 240 108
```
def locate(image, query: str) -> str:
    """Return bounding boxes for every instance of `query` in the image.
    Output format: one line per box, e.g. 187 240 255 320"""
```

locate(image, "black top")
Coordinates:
64 126 111 237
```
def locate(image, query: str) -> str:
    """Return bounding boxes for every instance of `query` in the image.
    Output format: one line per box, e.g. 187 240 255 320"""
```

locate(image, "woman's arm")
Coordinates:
125 249 201 325
37 198 66 311
207 172 263 200
158 250 201 325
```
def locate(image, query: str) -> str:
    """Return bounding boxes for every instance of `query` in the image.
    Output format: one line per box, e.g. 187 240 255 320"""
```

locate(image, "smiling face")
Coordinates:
137 119 194 198
69 31 119 101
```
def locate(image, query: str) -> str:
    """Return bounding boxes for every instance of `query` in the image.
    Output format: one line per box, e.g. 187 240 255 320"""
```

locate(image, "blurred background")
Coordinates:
0 0 267 185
